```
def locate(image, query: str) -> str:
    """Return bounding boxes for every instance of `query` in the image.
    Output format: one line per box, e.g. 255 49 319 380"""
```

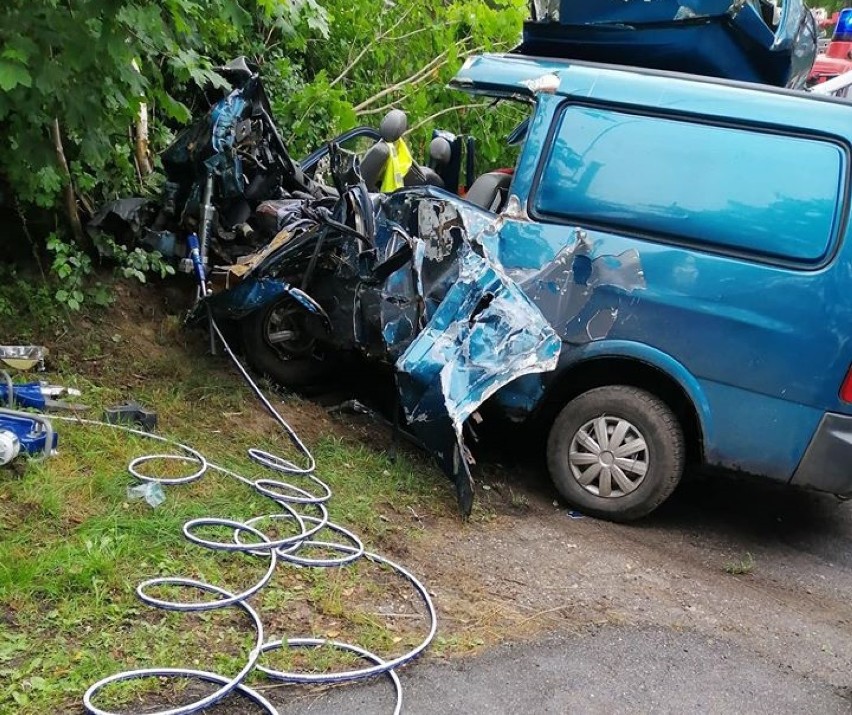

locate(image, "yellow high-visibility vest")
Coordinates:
380 138 413 192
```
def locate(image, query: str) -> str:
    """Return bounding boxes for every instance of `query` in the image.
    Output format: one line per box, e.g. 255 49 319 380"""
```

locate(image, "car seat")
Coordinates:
464 171 512 212
359 111 406 191
360 110 445 191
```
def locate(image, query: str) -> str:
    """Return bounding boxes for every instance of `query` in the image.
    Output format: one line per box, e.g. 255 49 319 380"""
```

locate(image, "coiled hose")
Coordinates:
57 317 435 714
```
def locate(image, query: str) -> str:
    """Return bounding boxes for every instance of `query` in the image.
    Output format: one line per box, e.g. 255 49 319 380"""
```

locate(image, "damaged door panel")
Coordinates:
395 233 561 513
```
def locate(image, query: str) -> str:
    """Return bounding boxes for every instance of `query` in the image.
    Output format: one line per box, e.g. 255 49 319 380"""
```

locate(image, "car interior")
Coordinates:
354 108 524 214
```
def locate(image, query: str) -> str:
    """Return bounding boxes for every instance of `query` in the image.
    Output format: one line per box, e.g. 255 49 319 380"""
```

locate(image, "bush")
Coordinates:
0 0 525 312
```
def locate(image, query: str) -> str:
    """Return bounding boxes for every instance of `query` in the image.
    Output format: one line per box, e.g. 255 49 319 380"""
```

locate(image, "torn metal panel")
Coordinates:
395 245 561 513
586 308 619 341
205 275 326 323
490 373 549 418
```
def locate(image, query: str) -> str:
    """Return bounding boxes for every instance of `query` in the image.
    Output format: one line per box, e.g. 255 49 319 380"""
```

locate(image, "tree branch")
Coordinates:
387 27 433 43
357 99 408 117
329 8 414 89
51 118 87 248
352 38 481 114
405 102 490 135
352 50 450 113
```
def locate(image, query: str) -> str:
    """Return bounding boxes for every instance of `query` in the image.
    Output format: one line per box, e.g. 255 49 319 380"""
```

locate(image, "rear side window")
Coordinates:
533 105 847 264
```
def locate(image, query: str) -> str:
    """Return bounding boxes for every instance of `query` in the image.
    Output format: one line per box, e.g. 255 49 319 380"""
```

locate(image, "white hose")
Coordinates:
52 317 435 714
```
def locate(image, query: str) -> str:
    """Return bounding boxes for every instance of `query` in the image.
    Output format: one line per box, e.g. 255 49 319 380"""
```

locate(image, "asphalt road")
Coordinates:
271 625 849 714
265 468 852 715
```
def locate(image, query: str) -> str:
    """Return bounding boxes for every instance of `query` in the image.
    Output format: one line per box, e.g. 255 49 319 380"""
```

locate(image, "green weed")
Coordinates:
724 552 756 575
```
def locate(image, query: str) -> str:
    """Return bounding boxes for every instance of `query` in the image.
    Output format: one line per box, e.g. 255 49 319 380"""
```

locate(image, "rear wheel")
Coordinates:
241 296 330 388
546 386 684 521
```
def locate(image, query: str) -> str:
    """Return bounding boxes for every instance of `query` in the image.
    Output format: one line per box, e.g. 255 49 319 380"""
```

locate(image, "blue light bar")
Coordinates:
834 8 852 41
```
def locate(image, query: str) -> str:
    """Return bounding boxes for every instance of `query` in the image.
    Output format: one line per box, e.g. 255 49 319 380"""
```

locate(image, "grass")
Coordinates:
724 552 756 575
0 306 457 712
508 487 530 510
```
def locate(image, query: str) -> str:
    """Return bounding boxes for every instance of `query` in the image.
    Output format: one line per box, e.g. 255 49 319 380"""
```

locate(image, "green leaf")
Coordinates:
27 676 47 690
155 91 192 124
0 60 31 91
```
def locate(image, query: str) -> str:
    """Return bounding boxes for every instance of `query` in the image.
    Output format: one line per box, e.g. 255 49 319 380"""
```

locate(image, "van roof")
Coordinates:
451 53 852 139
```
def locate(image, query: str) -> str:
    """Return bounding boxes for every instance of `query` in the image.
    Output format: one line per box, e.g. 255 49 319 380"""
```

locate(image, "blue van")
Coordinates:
447 54 852 519
209 53 852 521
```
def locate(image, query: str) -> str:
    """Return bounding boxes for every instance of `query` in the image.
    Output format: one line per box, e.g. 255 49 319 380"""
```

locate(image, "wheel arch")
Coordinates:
535 344 711 466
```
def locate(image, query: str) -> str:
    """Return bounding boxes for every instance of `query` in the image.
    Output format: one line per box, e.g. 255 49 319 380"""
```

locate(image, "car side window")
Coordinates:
533 104 847 265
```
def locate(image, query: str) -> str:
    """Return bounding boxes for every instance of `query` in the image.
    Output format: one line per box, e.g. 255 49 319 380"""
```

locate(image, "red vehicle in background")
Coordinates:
809 8 852 85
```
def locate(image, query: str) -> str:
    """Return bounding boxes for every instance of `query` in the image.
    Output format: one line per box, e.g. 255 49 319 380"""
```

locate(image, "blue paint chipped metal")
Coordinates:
396 245 561 512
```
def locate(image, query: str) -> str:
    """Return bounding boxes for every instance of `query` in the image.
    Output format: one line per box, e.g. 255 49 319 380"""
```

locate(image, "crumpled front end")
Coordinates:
205 187 562 515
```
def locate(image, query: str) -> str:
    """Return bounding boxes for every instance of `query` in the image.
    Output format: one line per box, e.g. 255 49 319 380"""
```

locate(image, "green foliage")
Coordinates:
92 234 176 284
0 0 330 310
43 232 173 311
0 268 55 331
46 234 91 311
266 0 527 163
0 0 525 312
724 552 756 576
0 0 328 206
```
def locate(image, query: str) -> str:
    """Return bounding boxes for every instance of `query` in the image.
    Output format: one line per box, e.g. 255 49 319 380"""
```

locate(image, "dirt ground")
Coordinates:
49 284 852 711
332 408 852 691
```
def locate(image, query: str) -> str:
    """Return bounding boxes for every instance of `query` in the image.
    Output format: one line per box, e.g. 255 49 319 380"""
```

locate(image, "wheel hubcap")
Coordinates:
568 415 648 498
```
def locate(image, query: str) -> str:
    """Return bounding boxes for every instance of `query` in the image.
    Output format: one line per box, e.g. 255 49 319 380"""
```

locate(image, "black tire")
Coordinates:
241 296 331 388
546 386 684 521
